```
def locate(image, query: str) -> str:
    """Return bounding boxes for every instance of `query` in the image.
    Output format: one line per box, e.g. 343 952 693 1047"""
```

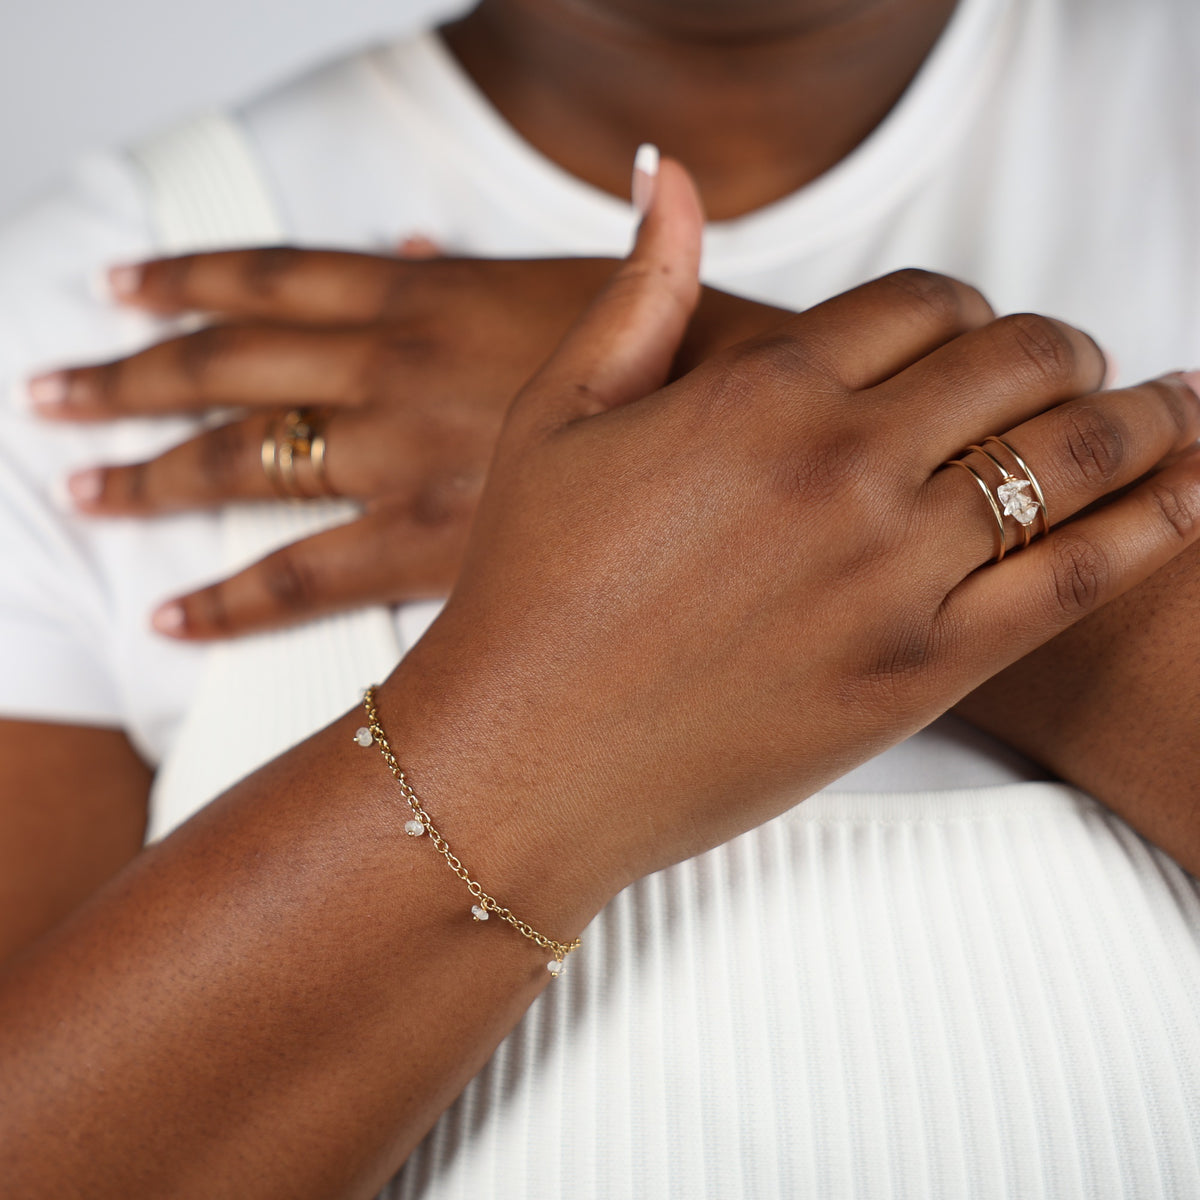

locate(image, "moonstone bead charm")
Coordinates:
353 726 374 747
547 959 564 977
471 905 489 921
404 819 424 837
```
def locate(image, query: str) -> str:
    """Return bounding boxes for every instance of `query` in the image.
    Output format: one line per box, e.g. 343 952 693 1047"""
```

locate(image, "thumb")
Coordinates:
514 146 705 429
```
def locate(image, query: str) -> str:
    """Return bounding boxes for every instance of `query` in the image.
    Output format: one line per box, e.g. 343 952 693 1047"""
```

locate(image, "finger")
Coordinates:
511 150 704 431
66 415 282 512
103 248 414 323
881 312 1108 465
26 325 387 420
924 373 1200 575
940 447 1200 680
759 268 996 391
149 502 469 639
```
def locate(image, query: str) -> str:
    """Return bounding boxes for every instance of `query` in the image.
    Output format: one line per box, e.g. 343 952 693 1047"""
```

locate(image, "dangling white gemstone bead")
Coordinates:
547 959 564 977
353 726 374 747
471 905 489 921
404 819 424 837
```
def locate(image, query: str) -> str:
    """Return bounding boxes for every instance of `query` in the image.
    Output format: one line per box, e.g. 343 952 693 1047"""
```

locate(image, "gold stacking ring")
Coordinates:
947 435 1049 564
261 408 336 500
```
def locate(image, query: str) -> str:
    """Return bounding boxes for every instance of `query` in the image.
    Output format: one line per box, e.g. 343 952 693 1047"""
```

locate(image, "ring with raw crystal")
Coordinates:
949 436 1049 562
985 437 1049 537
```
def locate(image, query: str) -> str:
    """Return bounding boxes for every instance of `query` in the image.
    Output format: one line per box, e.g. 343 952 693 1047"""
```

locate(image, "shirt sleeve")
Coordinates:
0 149 163 727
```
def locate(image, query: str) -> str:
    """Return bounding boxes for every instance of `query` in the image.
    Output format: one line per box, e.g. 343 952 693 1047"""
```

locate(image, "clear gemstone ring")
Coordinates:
948 435 1050 563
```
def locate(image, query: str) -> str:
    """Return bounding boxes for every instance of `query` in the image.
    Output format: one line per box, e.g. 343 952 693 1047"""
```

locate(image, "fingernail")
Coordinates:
1180 370 1200 399
151 601 187 636
49 474 73 511
396 233 441 259
631 143 660 217
67 468 104 504
9 379 34 414
27 370 70 413
1102 350 1120 389
87 266 113 304
107 263 143 300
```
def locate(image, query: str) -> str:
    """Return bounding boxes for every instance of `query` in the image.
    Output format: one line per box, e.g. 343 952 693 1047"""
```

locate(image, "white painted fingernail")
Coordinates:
107 263 143 300
9 379 34 414
49 474 73 511
151 601 187 636
631 143 660 217
27 370 70 412
87 266 113 304
67 468 104 504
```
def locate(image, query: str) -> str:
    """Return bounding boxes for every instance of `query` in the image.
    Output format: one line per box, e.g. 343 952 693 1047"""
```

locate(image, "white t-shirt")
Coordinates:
1 0 1199 1195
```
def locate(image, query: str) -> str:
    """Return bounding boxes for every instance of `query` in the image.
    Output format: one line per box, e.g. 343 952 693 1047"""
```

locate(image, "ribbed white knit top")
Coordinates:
385 786 1200 1199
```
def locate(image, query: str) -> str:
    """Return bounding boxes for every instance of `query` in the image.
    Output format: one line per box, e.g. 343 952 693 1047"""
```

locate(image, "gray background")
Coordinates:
0 0 461 220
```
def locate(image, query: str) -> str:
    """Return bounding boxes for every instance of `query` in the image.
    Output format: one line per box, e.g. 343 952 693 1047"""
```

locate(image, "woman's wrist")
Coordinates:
371 646 625 956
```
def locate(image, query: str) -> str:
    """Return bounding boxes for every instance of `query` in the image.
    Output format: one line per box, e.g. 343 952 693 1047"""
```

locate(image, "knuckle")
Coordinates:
411 474 474 529
1147 479 1200 542
1058 403 1126 486
879 268 970 324
84 360 123 408
192 587 232 634
1047 532 1110 616
378 261 423 317
356 333 437 402
717 330 839 395
178 325 245 385
149 254 196 299
1146 377 1195 442
198 422 247 493
238 246 303 297
999 313 1079 388
111 463 148 507
261 550 319 611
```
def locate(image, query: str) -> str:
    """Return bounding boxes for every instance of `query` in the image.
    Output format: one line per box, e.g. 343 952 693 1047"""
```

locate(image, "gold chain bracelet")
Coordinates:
356 686 581 977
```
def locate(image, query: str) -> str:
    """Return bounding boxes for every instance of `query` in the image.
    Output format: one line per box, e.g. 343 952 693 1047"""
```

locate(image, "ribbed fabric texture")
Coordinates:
382 786 1200 1199
127 112 286 250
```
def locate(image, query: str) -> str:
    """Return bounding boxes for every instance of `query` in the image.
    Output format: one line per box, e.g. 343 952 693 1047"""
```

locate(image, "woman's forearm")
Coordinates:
958 536 1200 875
0 666 613 1199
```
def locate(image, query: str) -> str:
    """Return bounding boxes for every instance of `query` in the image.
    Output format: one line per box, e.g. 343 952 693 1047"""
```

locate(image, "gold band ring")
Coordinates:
948 459 1008 562
261 409 337 500
261 417 286 498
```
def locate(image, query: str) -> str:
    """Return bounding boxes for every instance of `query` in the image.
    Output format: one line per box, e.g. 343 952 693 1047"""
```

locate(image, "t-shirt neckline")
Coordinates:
371 0 1010 270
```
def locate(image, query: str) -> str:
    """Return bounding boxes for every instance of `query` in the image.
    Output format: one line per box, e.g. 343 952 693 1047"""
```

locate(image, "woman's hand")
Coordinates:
384 159 1200 889
5 158 1200 1200
29 247 785 637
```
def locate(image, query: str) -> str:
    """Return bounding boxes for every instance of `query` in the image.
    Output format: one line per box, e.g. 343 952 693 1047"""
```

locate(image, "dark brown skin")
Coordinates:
0 722 148 964
34 251 782 634
444 0 961 220
959 541 1200 861
3 161 1200 1197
